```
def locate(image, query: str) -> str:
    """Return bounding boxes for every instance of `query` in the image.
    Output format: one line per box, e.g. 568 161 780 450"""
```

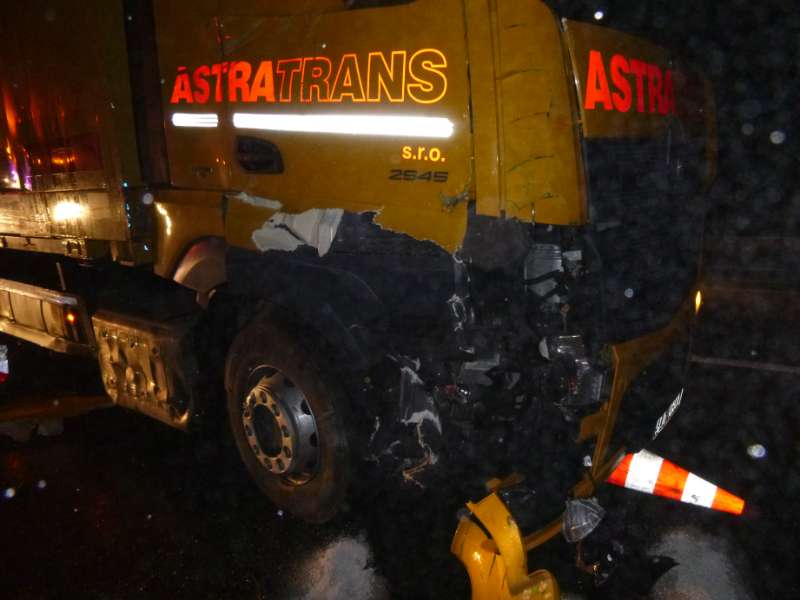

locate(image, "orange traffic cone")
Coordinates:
607 450 745 515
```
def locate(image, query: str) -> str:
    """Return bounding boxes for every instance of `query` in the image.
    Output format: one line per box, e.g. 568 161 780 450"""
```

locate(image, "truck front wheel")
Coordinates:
225 313 350 523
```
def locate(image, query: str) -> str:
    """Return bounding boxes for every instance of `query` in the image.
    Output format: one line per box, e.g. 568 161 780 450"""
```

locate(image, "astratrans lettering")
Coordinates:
583 49 676 115
170 49 448 106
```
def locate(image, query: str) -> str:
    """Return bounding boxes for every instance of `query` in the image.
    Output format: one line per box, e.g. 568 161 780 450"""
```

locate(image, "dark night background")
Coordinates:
552 0 800 239
2 1 800 599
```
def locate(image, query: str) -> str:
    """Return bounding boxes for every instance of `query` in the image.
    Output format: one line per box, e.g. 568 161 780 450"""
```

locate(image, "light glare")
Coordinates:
53 200 84 222
156 204 173 237
769 130 786 145
232 113 455 139
171 112 219 128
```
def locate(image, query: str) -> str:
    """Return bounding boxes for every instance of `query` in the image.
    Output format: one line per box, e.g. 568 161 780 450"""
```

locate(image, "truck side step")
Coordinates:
92 311 200 430
0 278 95 356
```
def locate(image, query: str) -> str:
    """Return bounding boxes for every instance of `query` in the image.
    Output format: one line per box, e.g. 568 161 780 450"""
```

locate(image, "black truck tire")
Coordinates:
224 312 351 523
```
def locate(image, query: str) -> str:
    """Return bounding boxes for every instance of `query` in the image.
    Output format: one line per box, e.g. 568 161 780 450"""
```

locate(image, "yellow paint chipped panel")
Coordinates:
374 202 467 255
153 190 225 278
155 0 478 252
224 199 278 251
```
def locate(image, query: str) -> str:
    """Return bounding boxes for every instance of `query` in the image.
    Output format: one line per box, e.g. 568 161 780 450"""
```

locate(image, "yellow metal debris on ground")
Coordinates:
452 493 560 600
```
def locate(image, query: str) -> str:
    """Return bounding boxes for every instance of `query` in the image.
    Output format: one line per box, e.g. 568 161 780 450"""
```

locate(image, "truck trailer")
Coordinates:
0 0 721 596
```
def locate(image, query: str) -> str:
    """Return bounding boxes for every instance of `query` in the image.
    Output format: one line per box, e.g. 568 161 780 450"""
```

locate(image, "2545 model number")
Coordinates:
388 169 449 182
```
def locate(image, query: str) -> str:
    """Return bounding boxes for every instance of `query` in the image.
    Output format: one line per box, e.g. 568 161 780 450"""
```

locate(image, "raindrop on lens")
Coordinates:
3 487 15 499
36 480 47 490
741 123 754 136
769 130 786 145
747 444 767 459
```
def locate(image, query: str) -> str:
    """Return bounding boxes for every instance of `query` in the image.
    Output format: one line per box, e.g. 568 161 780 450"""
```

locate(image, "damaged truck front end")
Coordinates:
0 0 728 596
215 4 717 591
445 13 719 600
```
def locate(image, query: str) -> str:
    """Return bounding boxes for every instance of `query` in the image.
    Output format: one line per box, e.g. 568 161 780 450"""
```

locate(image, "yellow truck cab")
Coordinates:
0 0 715 594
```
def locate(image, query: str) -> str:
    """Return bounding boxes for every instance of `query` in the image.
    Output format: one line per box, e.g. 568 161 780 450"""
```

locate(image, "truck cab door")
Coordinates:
215 0 474 254
156 0 230 190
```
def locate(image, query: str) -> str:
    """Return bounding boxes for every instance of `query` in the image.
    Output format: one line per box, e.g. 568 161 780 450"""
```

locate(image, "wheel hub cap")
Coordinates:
241 371 319 479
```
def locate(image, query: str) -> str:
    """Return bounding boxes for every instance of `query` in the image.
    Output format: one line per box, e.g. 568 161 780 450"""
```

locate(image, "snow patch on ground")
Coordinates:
648 527 754 600
298 535 389 600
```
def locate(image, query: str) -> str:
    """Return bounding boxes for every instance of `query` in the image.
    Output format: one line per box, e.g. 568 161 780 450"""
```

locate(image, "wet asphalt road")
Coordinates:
1 295 799 599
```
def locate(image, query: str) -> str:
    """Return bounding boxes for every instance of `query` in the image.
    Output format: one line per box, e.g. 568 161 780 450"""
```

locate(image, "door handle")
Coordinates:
235 136 284 174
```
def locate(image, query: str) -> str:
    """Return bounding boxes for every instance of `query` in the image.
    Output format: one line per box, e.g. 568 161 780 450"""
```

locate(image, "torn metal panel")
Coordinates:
251 208 344 257
373 202 468 255
365 357 444 489
458 354 501 386
400 407 442 433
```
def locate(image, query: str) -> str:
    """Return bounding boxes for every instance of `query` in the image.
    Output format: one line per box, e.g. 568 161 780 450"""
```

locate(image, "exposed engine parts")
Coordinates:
540 334 606 416
359 223 611 528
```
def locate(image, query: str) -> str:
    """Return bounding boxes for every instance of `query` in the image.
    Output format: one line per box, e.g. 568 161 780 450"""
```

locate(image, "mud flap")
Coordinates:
451 492 560 600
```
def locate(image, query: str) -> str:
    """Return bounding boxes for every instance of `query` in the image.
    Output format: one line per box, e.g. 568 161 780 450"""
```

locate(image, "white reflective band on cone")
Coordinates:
607 449 746 515
624 450 664 494
681 473 718 508
232 113 455 139
171 113 220 128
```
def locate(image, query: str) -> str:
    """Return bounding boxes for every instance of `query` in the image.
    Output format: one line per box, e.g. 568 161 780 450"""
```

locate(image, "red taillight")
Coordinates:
0 344 7 383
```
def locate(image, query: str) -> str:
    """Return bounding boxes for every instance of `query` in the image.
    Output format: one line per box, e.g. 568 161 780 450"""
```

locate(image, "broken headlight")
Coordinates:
540 334 606 410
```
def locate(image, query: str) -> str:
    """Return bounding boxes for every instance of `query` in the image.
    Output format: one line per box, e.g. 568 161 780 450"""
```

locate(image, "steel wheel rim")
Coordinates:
241 367 320 485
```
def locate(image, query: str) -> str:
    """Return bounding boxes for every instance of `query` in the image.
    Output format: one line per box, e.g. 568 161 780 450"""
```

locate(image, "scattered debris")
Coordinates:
399 409 441 434
563 497 606 543
367 417 381 446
